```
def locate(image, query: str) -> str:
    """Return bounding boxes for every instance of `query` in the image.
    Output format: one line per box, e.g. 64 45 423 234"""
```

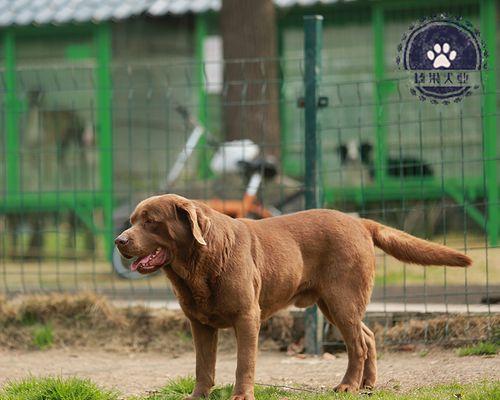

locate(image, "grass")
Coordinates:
457 341 499 357
418 349 429 357
0 377 118 400
142 378 500 400
32 324 54 350
1 377 499 400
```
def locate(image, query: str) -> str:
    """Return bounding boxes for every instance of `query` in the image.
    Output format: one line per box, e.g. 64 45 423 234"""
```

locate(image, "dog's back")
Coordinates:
243 209 471 270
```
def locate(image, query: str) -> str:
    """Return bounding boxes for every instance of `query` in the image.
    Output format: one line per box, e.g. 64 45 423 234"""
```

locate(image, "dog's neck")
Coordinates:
170 212 238 283
165 214 238 323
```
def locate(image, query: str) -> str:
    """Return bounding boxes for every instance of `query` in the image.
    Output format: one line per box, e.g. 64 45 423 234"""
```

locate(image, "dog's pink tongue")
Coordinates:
131 255 149 271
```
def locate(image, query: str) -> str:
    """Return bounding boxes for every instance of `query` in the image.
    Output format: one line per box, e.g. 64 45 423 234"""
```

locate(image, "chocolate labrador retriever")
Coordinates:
115 194 471 398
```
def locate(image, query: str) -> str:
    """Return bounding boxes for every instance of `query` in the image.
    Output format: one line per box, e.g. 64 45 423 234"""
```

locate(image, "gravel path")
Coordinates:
0 348 498 396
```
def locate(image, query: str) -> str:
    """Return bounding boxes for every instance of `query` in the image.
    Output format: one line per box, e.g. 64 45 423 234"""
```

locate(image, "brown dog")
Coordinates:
115 194 471 398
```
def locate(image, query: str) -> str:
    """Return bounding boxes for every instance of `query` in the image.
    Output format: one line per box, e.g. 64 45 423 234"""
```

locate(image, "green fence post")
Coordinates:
372 4 388 187
303 15 323 355
95 23 114 259
480 0 498 246
195 13 211 179
4 30 20 196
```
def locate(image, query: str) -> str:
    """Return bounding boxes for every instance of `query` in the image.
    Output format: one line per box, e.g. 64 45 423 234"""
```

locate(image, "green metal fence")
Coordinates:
0 2 498 349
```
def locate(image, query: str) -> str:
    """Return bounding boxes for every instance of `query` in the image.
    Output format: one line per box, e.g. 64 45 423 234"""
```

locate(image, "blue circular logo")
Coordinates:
397 15 486 104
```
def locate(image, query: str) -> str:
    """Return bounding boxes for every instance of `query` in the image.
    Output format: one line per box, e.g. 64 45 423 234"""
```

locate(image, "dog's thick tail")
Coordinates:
361 219 472 267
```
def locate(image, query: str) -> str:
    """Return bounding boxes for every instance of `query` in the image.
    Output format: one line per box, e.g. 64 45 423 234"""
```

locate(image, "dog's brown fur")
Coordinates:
115 194 472 399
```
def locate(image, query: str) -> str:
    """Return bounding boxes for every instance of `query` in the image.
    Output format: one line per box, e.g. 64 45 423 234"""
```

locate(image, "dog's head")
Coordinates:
114 194 210 274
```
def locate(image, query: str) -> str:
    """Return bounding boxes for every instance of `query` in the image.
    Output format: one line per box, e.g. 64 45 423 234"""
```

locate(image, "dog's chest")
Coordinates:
169 272 233 328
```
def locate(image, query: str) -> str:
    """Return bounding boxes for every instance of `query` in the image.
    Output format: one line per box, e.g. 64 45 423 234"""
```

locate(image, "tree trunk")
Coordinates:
220 0 281 158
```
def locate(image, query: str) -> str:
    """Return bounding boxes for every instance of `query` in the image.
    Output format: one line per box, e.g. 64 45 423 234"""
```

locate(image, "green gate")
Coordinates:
1 24 114 259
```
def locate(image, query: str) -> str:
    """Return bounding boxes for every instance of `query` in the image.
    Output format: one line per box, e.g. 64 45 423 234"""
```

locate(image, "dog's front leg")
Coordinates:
185 319 218 399
231 313 260 400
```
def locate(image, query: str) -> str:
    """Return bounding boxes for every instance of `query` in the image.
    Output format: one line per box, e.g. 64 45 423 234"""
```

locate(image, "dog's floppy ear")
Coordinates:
176 200 207 246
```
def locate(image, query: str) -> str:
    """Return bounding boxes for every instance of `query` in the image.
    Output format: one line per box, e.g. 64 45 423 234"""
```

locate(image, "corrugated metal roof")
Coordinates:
0 0 343 27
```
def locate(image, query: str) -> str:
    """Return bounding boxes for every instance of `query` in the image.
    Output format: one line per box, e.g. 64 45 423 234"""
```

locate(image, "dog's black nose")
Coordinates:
114 235 129 246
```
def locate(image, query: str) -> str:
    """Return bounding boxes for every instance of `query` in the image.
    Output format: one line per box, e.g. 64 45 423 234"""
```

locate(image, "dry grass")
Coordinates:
0 293 496 353
0 293 195 353
376 314 500 344
1 293 304 353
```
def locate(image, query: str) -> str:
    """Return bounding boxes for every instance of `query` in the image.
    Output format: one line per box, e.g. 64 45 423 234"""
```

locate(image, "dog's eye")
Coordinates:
143 220 160 232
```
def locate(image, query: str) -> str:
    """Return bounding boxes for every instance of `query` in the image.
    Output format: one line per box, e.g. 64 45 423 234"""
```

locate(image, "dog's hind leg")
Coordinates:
361 322 377 389
317 297 368 393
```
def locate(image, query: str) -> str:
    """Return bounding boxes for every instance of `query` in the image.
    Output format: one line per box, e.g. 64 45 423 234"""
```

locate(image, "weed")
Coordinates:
457 341 498 357
32 324 54 350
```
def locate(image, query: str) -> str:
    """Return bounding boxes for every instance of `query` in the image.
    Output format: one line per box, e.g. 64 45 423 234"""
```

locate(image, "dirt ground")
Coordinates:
0 348 498 396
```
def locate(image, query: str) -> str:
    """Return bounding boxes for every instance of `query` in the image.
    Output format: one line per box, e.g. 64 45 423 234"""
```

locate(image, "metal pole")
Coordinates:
303 15 323 355
480 0 498 246
304 15 322 210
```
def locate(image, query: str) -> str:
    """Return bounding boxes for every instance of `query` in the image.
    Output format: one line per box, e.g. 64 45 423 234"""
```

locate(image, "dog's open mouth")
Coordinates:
131 247 169 273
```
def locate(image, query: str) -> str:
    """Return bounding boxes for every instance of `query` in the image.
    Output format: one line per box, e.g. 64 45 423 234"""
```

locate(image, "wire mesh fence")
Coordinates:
0 6 499 348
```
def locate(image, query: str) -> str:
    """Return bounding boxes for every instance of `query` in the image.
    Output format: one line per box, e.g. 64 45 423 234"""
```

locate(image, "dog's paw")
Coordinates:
183 386 212 399
230 394 255 400
183 393 209 400
334 383 359 393
361 378 376 390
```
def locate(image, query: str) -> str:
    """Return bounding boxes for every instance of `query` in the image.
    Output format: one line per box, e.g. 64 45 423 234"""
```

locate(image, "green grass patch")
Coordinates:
457 341 498 357
1 377 498 400
0 377 118 400
32 324 54 350
176 330 192 343
418 349 429 357
143 377 500 400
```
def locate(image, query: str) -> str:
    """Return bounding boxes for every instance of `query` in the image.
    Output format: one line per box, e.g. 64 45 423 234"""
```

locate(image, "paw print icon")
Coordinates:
427 43 457 69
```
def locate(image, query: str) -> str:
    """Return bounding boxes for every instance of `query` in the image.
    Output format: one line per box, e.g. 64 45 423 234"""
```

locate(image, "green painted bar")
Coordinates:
323 178 491 203
480 0 498 246
95 23 114 258
195 13 211 179
4 30 20 195
303 15 323 355
0 192 103 212
372 4 388 187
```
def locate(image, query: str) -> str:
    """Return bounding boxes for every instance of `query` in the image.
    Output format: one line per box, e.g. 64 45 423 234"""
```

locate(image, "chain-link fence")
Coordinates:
1 5 498 349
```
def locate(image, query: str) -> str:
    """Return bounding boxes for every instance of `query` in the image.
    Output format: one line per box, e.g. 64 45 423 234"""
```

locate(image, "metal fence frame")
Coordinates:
0 2 498 353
